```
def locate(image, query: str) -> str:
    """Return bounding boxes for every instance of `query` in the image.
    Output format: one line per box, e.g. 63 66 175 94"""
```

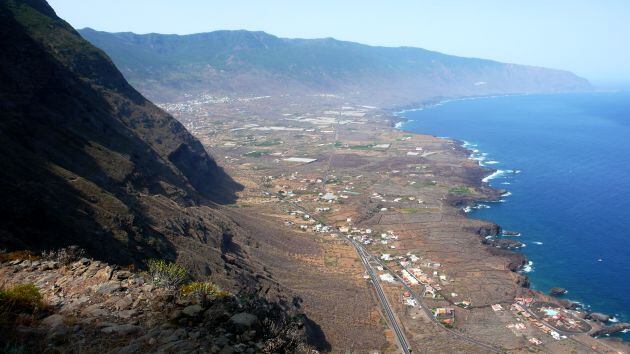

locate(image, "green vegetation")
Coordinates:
292 190 316 196
0 284 43 311
324 177 340 184
243 151 265 158
148 260 233 304
324 255 338 268
181 282 229 306
398 207 424 214
0 250 37 263
347 144 374 150
0 284 44 326
411 180 438 189
253 139 282 147
147 259 189 288
335 142 377 150
449 186 473 196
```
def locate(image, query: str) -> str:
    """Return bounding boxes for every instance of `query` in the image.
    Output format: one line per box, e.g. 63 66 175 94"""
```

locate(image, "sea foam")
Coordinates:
482 170 505 183
521 261 534 273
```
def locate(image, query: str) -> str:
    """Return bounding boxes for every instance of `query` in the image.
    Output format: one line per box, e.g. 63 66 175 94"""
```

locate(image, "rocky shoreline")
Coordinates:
404 114 630 341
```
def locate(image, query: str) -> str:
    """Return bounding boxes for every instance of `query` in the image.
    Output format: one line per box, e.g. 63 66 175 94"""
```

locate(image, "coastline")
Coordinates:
391 94 630 342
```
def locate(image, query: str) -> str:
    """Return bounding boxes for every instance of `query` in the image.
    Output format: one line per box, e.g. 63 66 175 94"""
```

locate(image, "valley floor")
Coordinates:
159 93 630 353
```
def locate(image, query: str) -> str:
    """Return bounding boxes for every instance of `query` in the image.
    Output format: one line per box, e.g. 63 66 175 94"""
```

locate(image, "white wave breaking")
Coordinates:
521 261 534 273
482 170 506 183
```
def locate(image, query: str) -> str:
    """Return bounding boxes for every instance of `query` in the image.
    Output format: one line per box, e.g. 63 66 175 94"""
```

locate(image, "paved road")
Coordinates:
303 118 494 353
289 199 413 353
355 242 503 353
352 240 412 354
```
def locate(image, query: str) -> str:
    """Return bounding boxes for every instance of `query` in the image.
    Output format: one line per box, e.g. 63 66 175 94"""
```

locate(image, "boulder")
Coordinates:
182 304 204 317
46 324 69 342
94 266 114 281
101 324 143 335
115 271 132 280
96 282 122 295
229 312 258 328
550 287 567 296
41 314 65 328
114 297 134 310
204 304 231 324
558 299 581 310
587 312 610 322
41 261 60 271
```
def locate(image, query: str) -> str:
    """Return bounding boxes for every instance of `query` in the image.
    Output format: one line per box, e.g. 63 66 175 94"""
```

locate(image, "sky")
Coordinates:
48 0 630 86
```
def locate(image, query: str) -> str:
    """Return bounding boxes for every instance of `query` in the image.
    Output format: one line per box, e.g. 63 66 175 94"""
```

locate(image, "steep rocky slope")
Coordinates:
79 28 592 105
0 0 325 351
0 0 245 267
0 0 307 310
0 254 312 353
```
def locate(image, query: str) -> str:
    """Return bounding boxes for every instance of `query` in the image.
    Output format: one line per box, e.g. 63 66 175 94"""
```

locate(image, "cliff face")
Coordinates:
79 28 592 105
0 0 244 269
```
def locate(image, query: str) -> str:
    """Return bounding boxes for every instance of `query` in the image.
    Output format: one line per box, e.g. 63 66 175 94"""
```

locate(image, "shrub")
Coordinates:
146 259 189 288
180 281 229 305
0 284 44 325
0 250 37 263
40 245 85 264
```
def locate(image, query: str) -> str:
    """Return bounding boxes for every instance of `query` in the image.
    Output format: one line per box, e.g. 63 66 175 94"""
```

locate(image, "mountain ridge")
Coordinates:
78 27 592 105
0 0 249 270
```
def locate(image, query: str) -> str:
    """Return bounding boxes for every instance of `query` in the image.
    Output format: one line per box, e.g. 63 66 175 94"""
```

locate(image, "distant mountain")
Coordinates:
0 0 249 271
79 28 592 105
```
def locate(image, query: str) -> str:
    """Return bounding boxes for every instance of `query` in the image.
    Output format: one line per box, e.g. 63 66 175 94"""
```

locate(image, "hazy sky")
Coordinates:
48 0 630 85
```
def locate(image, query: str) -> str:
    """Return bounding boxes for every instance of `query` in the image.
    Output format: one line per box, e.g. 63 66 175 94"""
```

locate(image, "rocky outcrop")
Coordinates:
558 299 582 310
0 255 314 353
587 312 611 322
0 0 242 266
478 224 502 237
591 323 630 337
550 287 567 296
482 238 524 250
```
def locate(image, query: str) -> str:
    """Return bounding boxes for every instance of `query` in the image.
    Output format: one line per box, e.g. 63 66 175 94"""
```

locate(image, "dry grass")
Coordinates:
0 250 38 263
0 283 45 329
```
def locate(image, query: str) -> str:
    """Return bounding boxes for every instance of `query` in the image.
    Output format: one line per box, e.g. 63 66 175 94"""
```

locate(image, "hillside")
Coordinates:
79 28 592 105
0 0 251 273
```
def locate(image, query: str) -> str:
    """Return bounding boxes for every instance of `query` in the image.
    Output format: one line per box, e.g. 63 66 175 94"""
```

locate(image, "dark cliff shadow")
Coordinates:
302 314 332 352
167 141 243 205
0 5 199 265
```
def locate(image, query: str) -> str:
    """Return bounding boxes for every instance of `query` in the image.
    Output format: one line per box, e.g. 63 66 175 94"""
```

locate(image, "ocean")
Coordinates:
401 92 630 340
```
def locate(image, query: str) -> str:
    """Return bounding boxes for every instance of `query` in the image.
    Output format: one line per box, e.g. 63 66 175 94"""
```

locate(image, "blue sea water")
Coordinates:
401 92 630 340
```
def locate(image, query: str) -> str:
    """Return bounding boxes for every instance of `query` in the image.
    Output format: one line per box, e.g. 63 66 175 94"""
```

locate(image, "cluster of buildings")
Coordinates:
432 307 455 325
509 299 568 341
370 193 423 205
402 291 419 307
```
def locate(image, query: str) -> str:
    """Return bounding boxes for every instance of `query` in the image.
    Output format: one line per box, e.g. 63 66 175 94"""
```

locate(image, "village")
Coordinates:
153 91 626 353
